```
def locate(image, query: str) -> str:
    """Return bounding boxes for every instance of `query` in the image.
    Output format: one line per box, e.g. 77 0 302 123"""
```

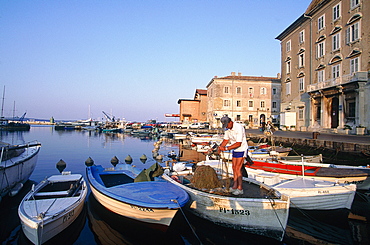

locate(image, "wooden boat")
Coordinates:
0 141 41 201
86 161 189 229
198 159 356 210
18 172 87 245
162 165 290 241
248 158 370 190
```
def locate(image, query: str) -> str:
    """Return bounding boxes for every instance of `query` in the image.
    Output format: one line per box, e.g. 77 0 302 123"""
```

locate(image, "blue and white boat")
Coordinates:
86 161 189 228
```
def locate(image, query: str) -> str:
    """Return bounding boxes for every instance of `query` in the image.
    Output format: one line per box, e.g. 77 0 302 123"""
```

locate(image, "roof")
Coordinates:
206 75 280 88
195 89 207 95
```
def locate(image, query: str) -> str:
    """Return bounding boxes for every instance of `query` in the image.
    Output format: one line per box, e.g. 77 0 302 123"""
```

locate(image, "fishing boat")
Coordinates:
198 159 356 211
162 164 290 241
86 159 189 229
248 158 370 190
0 141 41 201
18 172 87 245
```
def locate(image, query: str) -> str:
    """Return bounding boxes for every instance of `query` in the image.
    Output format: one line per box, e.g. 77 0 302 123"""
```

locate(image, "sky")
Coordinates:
0 0 311 122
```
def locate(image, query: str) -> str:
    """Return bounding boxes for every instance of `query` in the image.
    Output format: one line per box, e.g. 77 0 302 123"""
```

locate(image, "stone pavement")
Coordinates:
245 128 370 145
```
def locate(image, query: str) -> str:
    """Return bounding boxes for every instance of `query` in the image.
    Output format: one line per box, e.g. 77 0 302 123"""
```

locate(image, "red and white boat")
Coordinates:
247 158 370 190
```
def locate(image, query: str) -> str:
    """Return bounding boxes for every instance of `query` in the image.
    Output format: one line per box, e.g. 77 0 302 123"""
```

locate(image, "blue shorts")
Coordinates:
232 151 247 158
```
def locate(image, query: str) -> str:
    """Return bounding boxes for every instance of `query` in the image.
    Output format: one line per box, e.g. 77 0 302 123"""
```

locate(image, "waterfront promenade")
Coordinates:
245 128 370 155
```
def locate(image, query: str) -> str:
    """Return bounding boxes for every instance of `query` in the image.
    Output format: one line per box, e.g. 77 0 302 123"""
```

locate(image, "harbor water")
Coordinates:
0 126 369 245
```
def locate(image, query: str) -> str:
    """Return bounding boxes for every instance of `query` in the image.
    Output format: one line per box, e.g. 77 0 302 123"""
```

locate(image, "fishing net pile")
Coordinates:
190 165 222 189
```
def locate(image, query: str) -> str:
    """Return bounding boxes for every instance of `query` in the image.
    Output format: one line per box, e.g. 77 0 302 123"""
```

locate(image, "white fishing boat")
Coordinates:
199 159 357 211
162 165 290 241
18 172 87 245
0 141 41 201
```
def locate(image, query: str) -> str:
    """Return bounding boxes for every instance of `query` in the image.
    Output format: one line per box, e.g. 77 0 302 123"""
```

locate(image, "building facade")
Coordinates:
276 0 369 132
177 89 208 122
206 72 281 128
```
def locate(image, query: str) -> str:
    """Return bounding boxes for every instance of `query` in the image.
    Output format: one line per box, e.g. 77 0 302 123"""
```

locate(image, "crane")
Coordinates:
102 111 115 122
19 112 27 122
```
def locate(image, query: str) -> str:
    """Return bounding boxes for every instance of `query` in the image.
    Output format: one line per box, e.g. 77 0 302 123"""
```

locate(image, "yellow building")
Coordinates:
276 0 369 132
206 72 281 128
177 89 208 123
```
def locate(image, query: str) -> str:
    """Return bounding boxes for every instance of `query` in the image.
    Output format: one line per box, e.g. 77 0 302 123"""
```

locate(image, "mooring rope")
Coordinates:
171 199 203 245
267 197 286 238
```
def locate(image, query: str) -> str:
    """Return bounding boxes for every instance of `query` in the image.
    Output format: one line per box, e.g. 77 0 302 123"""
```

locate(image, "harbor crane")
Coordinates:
102 111 115 122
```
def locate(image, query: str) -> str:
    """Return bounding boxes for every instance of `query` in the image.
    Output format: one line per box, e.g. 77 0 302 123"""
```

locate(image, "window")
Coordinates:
224 100 230 107
272 101 277 109
260 87 266 95
286 40 291 52
332 33 340 51
236 100 241 107
317 42 325 58
248 87 254 96
260 101 265 108
272 88 277 95
286 82 291 95
299 77 305 91
350 0 360 9
286 60 291 74
350 57 359 75
248 100 254 108
346 22 360 44
318 70 325 83
236 87 241 94
332 64 340 78
333 4 340 21
299 30 304 43
299 53 304 67
224 86 229 94
298 109 304 120
318 15 325 31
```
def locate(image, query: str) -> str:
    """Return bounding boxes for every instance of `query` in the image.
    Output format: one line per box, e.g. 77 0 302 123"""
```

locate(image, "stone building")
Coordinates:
206 72 281 128
177 89 208 122
276 0 369 133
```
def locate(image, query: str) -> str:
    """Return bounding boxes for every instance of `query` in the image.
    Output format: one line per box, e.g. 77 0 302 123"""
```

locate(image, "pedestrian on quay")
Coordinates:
219 115 249 195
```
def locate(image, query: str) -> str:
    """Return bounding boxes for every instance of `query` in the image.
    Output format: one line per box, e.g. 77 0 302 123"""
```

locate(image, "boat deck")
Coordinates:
183 175 280 199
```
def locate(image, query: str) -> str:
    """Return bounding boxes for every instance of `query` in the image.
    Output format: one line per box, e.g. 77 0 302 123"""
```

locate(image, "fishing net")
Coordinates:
191 165 222 189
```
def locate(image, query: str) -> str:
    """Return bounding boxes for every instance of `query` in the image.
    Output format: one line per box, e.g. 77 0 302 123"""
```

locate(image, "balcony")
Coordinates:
307 72 368 92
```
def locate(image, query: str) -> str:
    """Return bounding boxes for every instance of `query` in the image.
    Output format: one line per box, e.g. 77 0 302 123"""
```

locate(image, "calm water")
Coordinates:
0 126 369 245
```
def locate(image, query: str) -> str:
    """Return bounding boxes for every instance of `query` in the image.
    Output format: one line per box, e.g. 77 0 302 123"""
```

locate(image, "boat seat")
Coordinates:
34 191 69 197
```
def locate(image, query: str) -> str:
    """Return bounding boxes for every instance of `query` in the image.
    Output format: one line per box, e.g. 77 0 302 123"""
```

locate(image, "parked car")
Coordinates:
189 123 205 129
177 123 190 129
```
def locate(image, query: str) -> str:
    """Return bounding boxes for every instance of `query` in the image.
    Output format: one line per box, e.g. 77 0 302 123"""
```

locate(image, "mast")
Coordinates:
1 86 5 118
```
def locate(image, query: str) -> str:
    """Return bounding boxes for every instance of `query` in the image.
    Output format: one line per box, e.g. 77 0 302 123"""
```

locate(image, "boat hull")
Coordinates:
18 174 87 245
162 174 290 241
249 159 370 190
89 184 178 227
86 163 189 228
0 144 40 199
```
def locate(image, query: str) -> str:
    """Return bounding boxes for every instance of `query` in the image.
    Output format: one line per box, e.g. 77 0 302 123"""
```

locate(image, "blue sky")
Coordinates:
0 0 310 122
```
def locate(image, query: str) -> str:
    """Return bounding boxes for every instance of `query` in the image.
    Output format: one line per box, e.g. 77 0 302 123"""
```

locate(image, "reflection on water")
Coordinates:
0 126 369 244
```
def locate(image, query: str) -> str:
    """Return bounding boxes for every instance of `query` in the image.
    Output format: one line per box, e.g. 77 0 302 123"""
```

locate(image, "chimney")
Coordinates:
231 72 236 76
238 72 242 76
214 76 218 78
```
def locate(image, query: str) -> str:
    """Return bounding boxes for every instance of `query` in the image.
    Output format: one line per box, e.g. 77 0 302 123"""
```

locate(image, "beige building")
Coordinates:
276 0 369 132
206 72 281 128
177 89 208 122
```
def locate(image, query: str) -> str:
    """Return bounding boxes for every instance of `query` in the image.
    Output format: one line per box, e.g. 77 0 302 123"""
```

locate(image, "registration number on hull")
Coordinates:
219 207 250 215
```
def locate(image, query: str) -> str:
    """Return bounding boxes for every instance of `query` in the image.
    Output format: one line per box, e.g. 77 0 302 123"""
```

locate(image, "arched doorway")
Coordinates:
331 97 339 128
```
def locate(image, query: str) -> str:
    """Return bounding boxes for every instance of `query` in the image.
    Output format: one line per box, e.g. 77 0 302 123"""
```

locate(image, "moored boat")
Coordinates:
0 141 41 201
248 158 370 190
162 164 290 241
86 159 189 229
18 172 87 245
198 159 356 210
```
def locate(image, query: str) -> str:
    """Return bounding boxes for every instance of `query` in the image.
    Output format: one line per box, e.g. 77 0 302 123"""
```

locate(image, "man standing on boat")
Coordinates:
219 115 248 195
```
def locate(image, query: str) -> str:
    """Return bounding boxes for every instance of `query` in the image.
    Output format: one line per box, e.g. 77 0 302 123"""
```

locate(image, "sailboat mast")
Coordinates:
1 86 5 118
